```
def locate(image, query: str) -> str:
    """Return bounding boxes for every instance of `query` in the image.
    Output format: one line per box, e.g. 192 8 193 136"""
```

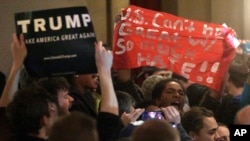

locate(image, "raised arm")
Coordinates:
95 41 118 115
0 34 27 107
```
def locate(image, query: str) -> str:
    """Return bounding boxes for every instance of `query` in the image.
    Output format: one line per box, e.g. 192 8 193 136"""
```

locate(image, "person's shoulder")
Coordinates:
221 94 234 101
221 94 240 107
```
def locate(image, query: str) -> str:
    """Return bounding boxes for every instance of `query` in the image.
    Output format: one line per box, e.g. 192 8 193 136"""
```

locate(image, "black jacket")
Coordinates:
69 87 97 119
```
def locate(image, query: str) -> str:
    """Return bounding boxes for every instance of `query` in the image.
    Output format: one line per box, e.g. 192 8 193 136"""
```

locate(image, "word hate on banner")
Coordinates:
112 5 236 91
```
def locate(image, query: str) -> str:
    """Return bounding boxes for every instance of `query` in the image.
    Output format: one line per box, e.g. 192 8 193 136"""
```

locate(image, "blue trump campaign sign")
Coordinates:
15 6 97 77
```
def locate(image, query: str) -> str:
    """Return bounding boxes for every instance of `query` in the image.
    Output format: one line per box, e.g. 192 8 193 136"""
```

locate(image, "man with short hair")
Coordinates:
131 119 180 141
181 107 218 141
215 123 230 141
37 77 74 115
6 87 59 141
49 112 98 141
215 54 248 126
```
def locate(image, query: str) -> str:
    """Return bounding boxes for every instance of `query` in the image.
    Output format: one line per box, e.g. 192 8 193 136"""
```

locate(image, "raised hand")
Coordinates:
95 41 113 71
94 41 118 115
121 108 145 126
161 106 181 124
0 33 27 107
11 33 27 70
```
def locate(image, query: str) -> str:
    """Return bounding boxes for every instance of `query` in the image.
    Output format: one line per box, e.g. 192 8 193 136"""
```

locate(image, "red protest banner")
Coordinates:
112 5 236 91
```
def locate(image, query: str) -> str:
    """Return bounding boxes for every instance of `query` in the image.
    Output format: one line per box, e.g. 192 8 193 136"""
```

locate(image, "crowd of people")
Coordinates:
1 11 250 141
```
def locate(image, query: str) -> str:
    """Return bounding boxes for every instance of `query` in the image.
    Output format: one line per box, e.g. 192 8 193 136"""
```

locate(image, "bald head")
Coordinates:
234 105 250 124
131 119 180 141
